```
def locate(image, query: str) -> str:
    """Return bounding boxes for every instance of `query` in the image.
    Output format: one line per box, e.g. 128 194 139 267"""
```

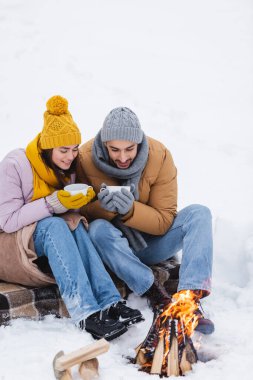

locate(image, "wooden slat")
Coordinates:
79 358 99 380
54 339 109 371
150 336 164 374
53 351 72 380
167 336 179 377
180 346 192 375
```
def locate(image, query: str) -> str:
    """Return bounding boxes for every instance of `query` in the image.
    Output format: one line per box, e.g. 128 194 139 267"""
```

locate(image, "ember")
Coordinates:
134 290 200 376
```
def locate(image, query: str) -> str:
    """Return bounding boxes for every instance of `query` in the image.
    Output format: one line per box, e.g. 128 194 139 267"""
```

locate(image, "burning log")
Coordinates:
180 338 197 375
166 320 179 376
134 290 199 377
150 335 164 374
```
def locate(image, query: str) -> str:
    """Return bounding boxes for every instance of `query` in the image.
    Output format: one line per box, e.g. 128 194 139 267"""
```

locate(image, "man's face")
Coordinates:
105 140 138 169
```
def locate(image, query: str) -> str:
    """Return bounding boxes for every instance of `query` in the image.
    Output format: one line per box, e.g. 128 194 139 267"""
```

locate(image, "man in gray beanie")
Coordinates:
77 106 214 335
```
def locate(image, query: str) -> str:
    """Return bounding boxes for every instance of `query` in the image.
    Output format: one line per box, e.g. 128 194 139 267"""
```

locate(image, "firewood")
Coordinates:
185 338 198 364
54 339 109 371
53 351 72 380
150 336 164 374
135 343 142 355
167 336 179 377
134 297 199 377
180 337 198 374
180 346 192 374
139 311 160 354
79 358 99 380
135 344 148 366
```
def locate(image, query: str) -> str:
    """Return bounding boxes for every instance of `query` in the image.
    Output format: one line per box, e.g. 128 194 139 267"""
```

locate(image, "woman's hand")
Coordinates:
46 188 96 214
57 190 89 209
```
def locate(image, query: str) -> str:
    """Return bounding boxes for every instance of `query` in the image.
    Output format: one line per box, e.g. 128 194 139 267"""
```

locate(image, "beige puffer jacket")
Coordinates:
77 136 178 235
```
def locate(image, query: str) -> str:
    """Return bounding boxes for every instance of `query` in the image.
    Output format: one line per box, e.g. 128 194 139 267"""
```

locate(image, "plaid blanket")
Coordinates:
0 282 69 326
0 257 180 327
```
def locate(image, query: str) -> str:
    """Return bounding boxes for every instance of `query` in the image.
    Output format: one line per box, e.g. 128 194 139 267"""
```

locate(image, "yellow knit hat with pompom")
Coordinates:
40 95 81 149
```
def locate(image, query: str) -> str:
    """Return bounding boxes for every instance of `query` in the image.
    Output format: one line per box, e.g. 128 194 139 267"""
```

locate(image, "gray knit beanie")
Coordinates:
101 107 143 143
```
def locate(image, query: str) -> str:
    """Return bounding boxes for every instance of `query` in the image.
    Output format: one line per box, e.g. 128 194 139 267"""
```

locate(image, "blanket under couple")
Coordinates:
0 213 179 326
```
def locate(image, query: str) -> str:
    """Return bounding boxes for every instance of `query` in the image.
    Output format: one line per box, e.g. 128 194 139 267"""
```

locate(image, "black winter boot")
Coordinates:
195 303 215 335
190 289 215 335
82 309 127 341
144 279 172 309
108 301 144 326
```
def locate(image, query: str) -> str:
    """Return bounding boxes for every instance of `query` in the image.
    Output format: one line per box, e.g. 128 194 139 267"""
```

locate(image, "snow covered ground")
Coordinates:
0 0 252 379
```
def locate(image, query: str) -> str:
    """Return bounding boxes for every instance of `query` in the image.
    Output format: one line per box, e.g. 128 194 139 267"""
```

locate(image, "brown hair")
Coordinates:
41 149 77 189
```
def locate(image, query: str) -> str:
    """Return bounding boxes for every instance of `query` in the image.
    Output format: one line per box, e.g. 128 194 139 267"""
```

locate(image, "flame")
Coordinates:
161 290 200 343
135 290 201 375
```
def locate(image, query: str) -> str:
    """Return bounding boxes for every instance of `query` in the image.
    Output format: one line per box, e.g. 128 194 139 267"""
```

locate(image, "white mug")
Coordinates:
64 183 92 196
100 185 131 193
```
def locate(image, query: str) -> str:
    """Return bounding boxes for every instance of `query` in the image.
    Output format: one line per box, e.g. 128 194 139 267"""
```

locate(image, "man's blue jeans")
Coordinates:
88 204 213 295
33 217 121 324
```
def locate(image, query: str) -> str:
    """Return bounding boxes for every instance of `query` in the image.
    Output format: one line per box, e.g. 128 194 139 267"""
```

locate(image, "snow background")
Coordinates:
0 0 253 379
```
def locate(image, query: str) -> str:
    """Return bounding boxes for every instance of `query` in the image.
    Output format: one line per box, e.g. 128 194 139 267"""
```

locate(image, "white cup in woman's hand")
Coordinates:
64 183 92 196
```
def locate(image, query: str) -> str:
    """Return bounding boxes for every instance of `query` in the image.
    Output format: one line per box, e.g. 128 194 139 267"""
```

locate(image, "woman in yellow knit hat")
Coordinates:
0 95 142 340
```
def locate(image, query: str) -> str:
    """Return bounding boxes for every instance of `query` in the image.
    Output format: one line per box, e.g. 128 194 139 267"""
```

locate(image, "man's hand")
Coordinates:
98 185 117 212
113 188 134 215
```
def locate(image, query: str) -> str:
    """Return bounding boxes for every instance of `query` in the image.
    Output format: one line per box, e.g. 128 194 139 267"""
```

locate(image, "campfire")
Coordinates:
134 290 200 376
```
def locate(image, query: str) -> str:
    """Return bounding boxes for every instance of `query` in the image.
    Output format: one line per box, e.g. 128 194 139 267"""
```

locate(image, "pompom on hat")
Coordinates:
40 95 81 149
101 107 143 144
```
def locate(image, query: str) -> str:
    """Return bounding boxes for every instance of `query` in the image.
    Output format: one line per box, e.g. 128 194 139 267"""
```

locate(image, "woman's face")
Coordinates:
52 145 79 170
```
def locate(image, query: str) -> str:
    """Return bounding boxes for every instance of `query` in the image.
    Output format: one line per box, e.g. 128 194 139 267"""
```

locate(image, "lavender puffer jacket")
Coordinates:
0 149 65 233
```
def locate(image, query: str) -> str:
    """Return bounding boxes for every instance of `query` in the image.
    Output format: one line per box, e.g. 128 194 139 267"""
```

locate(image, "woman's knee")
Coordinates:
37 216 69 232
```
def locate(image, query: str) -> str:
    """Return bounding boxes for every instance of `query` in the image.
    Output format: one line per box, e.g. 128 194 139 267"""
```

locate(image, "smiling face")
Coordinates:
51 145 79 170
105 140 138 169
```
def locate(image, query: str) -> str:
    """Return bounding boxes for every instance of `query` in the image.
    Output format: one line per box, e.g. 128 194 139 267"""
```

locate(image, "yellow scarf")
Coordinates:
26 133 59 201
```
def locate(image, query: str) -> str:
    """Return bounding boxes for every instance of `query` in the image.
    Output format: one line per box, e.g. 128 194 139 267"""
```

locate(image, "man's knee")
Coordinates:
186 204 212 221
88 219 117 242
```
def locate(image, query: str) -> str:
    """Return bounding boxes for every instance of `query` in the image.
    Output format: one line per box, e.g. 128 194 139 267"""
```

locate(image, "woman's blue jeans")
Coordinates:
33 217 121 324
88 204 213 295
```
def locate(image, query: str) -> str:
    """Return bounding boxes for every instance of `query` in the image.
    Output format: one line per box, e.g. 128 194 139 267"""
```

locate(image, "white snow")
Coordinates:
0 0 253 379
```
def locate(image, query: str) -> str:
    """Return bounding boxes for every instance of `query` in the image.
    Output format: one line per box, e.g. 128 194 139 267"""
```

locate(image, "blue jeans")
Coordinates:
33 217 121 324
88 204 213 295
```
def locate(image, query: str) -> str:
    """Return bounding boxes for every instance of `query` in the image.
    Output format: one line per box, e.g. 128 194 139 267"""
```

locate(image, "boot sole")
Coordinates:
121 315 145 327
85 325 128 341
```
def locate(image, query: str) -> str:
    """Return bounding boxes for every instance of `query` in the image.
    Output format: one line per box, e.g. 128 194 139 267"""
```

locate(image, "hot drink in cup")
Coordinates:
64 183 93 196
100 185 131 193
